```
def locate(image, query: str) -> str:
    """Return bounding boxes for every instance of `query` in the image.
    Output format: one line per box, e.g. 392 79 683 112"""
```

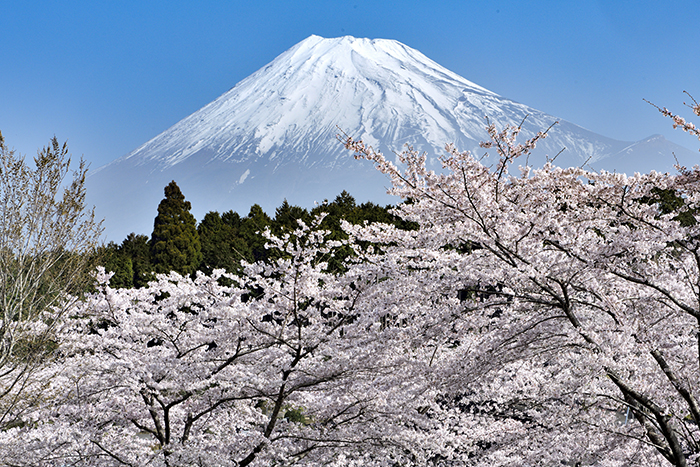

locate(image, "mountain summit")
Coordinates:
88 35 695 240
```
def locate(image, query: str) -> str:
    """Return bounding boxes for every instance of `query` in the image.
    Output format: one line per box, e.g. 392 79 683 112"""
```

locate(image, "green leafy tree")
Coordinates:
309 191 414 272
273 200 310 235
150 181 202 275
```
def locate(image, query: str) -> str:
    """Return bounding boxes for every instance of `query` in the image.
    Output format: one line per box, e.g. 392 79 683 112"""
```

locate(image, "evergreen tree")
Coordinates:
121 233 153 287
273 200 310 235
311 190 356 238
100 242 134 288
308 191 417 272
150 181 202 275
239 204 272 263
198 210 252 275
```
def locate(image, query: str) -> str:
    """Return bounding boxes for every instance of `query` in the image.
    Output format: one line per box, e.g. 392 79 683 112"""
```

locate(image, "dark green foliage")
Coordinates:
309 191 416 272
97 233 153 288
198 210 252 275
273 200 311 235
106 189 412 284
121 233 153 287
311 191 357 236
283 406 311 425
311 190 416 233
150 181 202 275
643 187 697 227
196 193 408 276
239 204 272 263
100 242 134 288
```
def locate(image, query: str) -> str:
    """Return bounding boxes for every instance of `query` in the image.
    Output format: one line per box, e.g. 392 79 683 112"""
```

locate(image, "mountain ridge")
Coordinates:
87 35 697 240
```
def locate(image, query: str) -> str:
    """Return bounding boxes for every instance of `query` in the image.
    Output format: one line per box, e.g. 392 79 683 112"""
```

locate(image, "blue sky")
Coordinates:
2 1 699 169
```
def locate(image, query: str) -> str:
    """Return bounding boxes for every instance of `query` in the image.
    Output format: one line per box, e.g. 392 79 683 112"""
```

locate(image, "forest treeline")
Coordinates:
99 181 415 288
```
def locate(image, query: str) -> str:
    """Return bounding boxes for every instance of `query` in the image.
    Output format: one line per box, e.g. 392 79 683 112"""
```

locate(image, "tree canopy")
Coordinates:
150 181 202 276
7 96 700 466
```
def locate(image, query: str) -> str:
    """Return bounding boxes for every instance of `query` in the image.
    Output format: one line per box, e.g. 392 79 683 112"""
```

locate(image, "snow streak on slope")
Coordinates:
104 35 560 173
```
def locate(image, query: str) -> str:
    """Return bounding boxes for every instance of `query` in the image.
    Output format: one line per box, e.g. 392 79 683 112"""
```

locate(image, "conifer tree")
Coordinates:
198 210 252 275
121 233 153 287
273 199 310 235
240 204 272 262
150 181 202 275
100 242 134 288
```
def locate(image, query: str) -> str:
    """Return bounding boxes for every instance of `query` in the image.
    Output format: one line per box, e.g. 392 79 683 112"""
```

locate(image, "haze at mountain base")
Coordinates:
87 35 697 240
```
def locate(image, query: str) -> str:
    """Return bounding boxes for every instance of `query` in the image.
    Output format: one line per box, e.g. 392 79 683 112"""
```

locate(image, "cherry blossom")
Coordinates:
4 99 700 466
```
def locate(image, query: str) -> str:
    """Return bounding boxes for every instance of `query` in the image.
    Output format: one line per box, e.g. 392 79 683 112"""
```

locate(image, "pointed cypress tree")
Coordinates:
150 181 202 275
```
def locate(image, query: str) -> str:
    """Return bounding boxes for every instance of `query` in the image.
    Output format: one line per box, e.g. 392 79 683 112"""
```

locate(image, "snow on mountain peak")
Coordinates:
88 35 695 240
289 35 496 95
118 35 504 171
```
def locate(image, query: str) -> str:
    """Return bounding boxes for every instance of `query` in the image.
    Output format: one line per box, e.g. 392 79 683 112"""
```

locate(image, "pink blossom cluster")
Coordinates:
648 93 700 145
2 102 700 466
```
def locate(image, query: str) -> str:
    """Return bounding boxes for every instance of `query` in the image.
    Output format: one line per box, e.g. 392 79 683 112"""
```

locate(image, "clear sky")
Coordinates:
2 0 699 169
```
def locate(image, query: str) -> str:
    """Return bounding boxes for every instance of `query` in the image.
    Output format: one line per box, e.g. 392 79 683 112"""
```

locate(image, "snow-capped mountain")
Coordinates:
88 35 696 240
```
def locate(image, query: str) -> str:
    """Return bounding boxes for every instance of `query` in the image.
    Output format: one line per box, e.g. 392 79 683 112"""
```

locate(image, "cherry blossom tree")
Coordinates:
5 98 700 466
0 219 460 466
342 106 700 466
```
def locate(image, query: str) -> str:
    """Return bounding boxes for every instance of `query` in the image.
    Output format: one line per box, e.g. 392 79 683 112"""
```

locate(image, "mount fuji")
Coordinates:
87 35 696 240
